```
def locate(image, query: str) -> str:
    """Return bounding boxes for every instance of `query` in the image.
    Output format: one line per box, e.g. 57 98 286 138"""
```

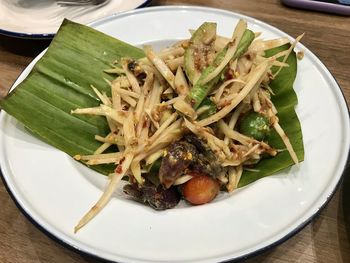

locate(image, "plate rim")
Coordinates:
0 5 350 263
0 0 151 39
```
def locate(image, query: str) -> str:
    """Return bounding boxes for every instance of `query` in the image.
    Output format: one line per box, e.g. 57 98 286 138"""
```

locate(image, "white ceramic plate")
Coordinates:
0 0 150 38
1 6 349 263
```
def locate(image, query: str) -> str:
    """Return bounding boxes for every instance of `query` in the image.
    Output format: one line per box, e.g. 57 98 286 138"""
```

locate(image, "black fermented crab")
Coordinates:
123 181 180 210
159 134 222 188
123 134 221 210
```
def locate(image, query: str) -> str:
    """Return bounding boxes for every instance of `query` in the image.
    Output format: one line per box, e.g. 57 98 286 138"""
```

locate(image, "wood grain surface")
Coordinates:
0 0 349 262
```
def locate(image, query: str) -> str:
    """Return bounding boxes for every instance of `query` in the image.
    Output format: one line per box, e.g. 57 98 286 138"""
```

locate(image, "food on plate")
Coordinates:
70 19 304 231
0 19 304 232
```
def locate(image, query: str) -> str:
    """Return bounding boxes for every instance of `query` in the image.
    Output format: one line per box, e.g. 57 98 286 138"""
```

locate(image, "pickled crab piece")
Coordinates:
123 182 180 210
159 134 223 188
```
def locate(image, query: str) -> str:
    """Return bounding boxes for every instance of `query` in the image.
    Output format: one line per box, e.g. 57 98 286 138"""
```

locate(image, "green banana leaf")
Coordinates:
238 44 304 187
0 19 144 175
0 20 303 186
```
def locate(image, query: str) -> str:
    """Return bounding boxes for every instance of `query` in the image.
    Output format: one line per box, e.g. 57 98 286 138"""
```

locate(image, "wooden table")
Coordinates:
1 0 349 262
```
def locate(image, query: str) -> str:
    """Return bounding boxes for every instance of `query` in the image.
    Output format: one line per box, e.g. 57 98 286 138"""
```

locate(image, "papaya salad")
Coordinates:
71 19 303 232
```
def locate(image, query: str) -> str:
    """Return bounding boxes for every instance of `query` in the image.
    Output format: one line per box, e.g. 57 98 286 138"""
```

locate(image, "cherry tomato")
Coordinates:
183 175 219 205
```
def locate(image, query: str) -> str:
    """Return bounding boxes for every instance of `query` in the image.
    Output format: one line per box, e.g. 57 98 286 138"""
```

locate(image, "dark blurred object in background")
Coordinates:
281 0 350 15
0 34 51 57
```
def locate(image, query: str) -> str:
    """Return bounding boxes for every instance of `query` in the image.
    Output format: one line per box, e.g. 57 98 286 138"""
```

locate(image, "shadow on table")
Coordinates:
240 233 309 263
0 34 51 57
308 161 350 263
340 161 350 262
